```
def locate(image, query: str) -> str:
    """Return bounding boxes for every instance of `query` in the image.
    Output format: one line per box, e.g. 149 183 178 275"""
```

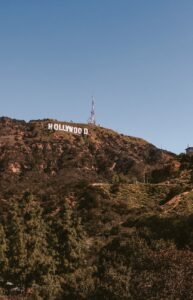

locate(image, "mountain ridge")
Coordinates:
0 116 179 188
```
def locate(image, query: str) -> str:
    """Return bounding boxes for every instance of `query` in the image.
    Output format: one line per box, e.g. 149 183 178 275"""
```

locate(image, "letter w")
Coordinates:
66 126 73 133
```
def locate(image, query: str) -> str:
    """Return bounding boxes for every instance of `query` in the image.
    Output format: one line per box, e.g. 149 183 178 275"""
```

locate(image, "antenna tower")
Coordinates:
88 96 96 125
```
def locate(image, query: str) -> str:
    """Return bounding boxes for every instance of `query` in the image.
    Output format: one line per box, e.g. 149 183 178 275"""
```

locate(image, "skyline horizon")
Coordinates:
0 105 189 155
1 1 193 154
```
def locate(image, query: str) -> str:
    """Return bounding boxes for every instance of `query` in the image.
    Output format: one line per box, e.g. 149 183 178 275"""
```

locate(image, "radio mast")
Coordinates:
88 96 96 125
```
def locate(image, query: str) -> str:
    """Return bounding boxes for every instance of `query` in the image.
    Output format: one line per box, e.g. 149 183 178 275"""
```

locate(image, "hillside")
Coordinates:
1 117 193 299
0 117 180 196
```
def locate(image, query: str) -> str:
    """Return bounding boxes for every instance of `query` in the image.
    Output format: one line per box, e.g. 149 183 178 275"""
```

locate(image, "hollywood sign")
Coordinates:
48 123 89 135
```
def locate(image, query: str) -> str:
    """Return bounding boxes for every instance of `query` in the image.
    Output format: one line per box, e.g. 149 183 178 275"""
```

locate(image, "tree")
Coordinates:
6 201 27 290
7 193 60 298
0 223 8 295
51 199 86 273
49 199 90 298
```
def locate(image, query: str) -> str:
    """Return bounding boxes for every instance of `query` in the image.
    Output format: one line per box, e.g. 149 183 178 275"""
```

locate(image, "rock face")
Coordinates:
0 116 180 197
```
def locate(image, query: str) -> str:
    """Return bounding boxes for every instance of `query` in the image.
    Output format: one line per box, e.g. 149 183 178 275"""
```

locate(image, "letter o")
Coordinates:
74 127 78 134
54 124 59 131
78 128 82 134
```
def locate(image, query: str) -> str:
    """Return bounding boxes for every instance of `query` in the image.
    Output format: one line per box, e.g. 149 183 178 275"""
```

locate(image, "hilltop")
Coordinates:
0 117 181 196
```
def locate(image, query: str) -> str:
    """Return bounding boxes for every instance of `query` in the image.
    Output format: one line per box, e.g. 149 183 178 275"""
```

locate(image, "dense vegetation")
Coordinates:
1 118 193 299
0 182 193 299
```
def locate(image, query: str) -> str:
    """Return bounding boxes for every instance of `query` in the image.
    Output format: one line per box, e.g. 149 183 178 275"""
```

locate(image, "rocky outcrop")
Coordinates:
0 117 181 197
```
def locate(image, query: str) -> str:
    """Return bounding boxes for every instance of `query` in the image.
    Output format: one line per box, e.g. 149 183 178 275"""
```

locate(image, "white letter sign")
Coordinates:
48 123 89 135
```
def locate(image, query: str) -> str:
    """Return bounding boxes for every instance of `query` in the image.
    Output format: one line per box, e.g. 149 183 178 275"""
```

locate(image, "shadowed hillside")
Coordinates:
1 117 193 299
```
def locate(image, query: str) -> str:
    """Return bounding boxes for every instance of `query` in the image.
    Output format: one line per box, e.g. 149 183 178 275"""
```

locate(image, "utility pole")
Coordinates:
88 96 96 125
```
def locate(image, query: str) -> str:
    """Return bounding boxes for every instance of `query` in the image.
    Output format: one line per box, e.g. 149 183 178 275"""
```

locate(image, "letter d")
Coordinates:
84 128 89 135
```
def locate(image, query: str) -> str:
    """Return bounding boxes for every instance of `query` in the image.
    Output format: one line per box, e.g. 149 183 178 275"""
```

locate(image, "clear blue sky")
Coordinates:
0 0 193 153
